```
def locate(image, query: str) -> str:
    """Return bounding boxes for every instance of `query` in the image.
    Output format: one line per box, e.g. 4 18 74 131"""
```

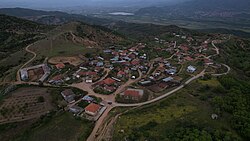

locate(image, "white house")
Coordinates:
187 65 197 73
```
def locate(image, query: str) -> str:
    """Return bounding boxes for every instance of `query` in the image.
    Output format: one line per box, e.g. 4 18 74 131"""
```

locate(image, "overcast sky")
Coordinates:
0 0 188 8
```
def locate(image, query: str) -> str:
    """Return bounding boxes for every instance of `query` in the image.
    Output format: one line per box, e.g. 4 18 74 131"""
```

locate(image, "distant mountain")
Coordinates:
136 0 250 31
1 7 249 39
137 0 250 16
0 8 112 25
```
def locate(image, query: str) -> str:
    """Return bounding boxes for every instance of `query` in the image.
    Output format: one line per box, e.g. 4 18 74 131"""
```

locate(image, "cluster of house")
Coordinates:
88 44 151 94
154 32 215 68
105 44 148 69
61 89 105 120
47 43 149 87
140 60 180 86
20 64 50 82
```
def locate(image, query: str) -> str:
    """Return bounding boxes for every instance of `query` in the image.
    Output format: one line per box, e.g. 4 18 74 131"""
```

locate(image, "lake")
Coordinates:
109 12 134 16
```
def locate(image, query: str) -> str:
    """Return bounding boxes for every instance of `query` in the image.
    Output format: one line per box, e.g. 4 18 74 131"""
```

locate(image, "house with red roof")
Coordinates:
131 59 140 66
128 53 136 59
180 45 189 52
85 103 101 116
49 75 64 84
104 86 116 92
77 71 97 77
117 71 126 78
103 78 116 85
55 63 65 69
184 56 194 61
121 88 144 101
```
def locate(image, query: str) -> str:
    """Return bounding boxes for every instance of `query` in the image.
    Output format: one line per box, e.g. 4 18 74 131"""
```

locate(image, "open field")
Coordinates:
30 38 98 60
48 56 84 66
0 87 54 124
0 50 33 82
21 112 94 141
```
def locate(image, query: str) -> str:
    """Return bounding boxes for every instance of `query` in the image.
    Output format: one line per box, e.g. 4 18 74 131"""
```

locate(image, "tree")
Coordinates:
37 96 45 103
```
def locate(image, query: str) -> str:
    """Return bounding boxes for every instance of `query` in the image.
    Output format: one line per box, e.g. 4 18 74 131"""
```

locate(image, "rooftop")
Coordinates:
85 103 101 113
103 78 116 85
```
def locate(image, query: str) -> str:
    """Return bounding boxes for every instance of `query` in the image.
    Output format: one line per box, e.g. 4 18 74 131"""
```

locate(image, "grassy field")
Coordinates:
17 112 94 141
30 37 98 60
113 78 240 140
0 50 33 82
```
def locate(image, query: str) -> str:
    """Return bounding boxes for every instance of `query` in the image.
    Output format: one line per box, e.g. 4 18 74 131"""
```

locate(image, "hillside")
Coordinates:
135 0 250 32
109 21 193 40
0 8 112 26
0 14 53 81
0 14 126 82
28 21 126 59
2 8 250 38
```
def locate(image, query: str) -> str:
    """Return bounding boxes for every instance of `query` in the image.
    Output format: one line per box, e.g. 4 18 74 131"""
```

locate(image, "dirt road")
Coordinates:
16 43 37 82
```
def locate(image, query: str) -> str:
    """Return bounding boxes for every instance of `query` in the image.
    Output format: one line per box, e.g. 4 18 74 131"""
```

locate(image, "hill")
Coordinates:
29 21 125 59
135 0 250 32
0 8 112 26
109 21 192 40
0 14 53 81
1 7 250 38
0 13 126 82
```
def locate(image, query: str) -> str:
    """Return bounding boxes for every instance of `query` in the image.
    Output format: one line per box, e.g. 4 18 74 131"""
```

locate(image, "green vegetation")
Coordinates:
113 76 247 140
218 37 250 77
37 96 45 103
0 14 52 81
15 112 94 141
214 76 250 140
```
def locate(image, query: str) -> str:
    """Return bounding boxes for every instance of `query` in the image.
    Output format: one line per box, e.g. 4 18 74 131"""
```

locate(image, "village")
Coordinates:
18 32 225 121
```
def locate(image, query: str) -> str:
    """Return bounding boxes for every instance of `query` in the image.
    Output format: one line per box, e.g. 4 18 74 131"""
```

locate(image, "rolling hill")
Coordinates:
0 14 52 80
135 0 250 32
0 13 126 82
0 8 112 26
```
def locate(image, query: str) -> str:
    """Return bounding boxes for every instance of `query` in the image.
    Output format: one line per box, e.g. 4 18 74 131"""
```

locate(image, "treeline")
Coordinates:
219 38 250 77
0 14 51 33
211 75 250 140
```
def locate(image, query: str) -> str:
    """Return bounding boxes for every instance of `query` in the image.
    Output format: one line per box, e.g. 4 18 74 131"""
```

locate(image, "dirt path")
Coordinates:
211 40 231 76
16 43 37 82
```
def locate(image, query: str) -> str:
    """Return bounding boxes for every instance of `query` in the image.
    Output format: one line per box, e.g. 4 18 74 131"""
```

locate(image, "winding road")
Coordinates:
16 43 37 82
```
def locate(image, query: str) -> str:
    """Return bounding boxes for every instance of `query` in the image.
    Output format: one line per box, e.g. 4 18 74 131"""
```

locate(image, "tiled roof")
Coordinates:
124 90 141 97
51 75 63 81
78 71 97 76
131 60 140 65
103 78 116 85
55 63 65 69
62 89 75 97
117 71 126 75
85 103 101 113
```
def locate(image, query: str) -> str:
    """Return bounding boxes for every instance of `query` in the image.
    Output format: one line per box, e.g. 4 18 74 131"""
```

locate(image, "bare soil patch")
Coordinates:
48 56 83 66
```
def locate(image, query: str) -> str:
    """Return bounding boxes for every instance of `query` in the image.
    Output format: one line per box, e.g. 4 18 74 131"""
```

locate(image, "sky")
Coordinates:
0 0 188 8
